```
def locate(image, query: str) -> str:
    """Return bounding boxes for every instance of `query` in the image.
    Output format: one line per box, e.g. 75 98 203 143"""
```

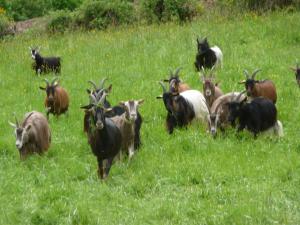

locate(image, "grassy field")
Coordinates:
0 11 300 225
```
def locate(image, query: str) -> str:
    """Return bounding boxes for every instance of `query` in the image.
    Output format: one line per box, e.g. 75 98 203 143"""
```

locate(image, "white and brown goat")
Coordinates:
207 92 245 137
200 68 223 109
110 100 144 158
9 111 51 160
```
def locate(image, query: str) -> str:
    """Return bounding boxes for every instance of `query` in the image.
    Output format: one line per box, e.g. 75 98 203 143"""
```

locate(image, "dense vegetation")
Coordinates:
1 10 300 225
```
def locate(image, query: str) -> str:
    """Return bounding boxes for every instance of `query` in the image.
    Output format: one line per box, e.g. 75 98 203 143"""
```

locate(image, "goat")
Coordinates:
194 37 223 71
39 77 69 119
290 62 300 86
227 93 279 137
157 82 209 134
30 47 61 75
207 92 245 137
110 100 144 158
81 93 122 179
163 67 190 93
200 67 223 109
9 111 51 160
239 69 277 103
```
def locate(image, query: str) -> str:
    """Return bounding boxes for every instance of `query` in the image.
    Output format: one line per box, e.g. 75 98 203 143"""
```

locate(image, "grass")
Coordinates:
0 11 300 225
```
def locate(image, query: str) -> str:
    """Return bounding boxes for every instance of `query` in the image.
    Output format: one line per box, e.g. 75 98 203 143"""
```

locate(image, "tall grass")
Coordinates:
0 11 300 225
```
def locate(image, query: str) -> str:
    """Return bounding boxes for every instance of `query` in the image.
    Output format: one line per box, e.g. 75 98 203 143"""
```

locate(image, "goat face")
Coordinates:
227 101 243 126
29 47 40 60
120 100 144 122
197 37 209 53
91 107 105 130
169 78 180 93
203 80 214 97
12 125 31 150
208 113 218 137
244 79 257 96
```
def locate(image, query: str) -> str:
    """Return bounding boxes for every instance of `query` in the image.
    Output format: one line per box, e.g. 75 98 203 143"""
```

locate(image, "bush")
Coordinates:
49 0 83 11
74 0 135 30
139 0 202 23
0 13 14 38
217 0 299 11
47 10 73 33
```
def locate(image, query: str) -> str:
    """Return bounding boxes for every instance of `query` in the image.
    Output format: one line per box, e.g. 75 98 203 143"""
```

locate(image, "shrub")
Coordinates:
49 0 83 11
217 0 299 11
74 0 135 30
0 13 14 38
47 10 73 33
139 0 202 23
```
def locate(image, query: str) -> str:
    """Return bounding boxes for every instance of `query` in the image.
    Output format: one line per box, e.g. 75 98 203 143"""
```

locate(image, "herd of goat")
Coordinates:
8 38 300 179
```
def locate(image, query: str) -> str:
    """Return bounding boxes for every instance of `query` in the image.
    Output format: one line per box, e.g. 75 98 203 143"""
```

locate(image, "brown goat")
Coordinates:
200 68 223 109
163 67 190 93
39 78 69 119
239 69 277 104
9 111 51 160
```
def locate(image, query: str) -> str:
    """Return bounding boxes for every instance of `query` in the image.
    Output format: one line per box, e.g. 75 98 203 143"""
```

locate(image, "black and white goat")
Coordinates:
194 37 223 71
157 82 209 134
30 47 61 75
227 93 283 137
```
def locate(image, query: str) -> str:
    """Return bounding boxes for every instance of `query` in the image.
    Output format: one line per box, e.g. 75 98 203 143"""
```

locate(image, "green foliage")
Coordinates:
49 0 83 11
217 0 300 10
140 0 203 23
0 13 13 37
74 0 135 30
47 10 73 33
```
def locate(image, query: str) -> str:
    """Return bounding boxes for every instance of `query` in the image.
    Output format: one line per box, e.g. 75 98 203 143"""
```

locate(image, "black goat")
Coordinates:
81 93 122 179
194 37 223 71
290 62 300 86
227 92 277 137
30 47 61 75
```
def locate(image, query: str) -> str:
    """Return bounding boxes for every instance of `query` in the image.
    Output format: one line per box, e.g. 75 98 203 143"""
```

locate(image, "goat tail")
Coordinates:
275 120 284 137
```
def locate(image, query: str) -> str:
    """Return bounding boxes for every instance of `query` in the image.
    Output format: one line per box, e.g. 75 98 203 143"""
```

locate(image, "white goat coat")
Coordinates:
180 90 209 124
211 46 223 68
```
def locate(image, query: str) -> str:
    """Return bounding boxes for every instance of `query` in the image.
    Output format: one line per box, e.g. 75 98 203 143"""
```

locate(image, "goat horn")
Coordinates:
251 69 261 79
174 67 182 77
99 77 107 89
98 92 107 106
43 78 49 86
95 89 104 101
236 90 246 102
13 113 19 128
89 93 97 104
243 70 250 79
159 81 167 93
88 80 98 90
51 77 59 85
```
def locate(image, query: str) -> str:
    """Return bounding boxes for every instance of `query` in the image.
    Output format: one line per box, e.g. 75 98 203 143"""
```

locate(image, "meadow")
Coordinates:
0 11 300 225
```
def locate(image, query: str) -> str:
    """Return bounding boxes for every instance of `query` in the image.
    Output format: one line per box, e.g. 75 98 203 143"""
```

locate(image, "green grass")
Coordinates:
1 11 300 225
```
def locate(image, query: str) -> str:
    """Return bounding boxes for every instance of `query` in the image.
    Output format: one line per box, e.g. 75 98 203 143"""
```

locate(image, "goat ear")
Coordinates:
106 84 112 93
104 108 113 113
86 89 92 94
290 67 297 72
238 80 246 84
138 99 144 105
80 104 93 110
156 95 163 99
25 124 32 131
39 86 46 90
163 79 169 82
119 101 126 107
